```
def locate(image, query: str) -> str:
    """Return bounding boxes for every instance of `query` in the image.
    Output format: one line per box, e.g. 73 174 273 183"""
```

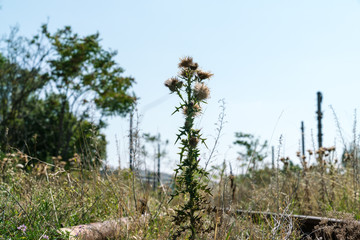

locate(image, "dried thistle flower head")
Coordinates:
183 102 201 116
179 68 192 78
189 62 199 70
178 56 194 68
319 147 326 153
164 77 183 92
196 69 213 80
193 82 210 101
189 137 199 147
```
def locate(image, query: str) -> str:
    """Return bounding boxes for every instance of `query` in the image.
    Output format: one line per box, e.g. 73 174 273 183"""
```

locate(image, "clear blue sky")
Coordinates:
1 0 360 174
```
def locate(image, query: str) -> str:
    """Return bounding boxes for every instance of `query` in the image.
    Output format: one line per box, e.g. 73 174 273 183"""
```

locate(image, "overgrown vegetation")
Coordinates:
165 57 213 239
5 139 360 239
0 25 136 167
3 26 360 240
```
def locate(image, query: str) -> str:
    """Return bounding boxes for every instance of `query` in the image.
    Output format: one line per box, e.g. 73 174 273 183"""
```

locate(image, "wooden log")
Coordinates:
59 216 142 240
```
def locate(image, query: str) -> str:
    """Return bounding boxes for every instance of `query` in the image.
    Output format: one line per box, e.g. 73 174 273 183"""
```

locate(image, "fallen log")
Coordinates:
59 210 360 239
235 209 360 239
59 216 148 240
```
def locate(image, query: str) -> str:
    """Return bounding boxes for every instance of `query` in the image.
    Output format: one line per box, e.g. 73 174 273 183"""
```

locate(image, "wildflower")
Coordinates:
17 224 27 233
196 69 213 80
189 62 198 70
189 137 199 147
164 77 183 92
179 67 195 79
178 56 194 68
183 103 201 116
193 82 210 101
42 235 49 240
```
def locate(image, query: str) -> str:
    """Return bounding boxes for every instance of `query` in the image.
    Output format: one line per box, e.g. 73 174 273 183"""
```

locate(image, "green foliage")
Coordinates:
165 57 213 239
41 24 136 117
234 132 268 171
0 28 50 151
0 25 136 166
0 165 137 239
4 94 105 165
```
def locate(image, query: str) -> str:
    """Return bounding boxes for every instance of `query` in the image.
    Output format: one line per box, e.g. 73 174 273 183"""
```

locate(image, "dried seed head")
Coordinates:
193 82 210 101
189 137 199 148
178 56 194 68
197 69 213 80
59 161 67 168
189 62 198 71
164 77 183 92
183 103 201 116
179 68 194 79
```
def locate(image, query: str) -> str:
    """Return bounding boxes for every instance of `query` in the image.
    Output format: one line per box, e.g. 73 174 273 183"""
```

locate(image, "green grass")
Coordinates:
3 146 360 239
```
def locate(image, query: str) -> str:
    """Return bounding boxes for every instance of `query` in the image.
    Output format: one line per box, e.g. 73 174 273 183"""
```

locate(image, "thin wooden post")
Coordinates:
301 121 305 156
157 142 161 188
129 112 133 171
316 92 323 149
272 146 275 170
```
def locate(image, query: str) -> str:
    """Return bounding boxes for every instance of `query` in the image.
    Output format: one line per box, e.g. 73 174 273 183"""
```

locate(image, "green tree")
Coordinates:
234 132 268 172
0 25 136 166
0 28 50 150
17 94 106 166
41 24 135 160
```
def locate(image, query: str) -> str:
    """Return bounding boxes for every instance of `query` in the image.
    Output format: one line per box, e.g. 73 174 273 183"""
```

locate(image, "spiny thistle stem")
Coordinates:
165 57 213 239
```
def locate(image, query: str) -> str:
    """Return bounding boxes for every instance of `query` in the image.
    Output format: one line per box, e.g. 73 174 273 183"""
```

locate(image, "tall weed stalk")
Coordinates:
165 57 213 239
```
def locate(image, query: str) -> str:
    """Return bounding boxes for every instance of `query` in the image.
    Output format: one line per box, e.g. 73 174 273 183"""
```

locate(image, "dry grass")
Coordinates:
3 137 360 239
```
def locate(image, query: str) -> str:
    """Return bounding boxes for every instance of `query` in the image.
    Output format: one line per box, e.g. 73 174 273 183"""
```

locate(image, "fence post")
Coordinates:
301 121 305 157
272 146 275 170
129 111 133 171
316 92 323 149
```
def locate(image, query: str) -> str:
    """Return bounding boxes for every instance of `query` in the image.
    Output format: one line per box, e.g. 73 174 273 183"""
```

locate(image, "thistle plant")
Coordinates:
165 57 213 239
